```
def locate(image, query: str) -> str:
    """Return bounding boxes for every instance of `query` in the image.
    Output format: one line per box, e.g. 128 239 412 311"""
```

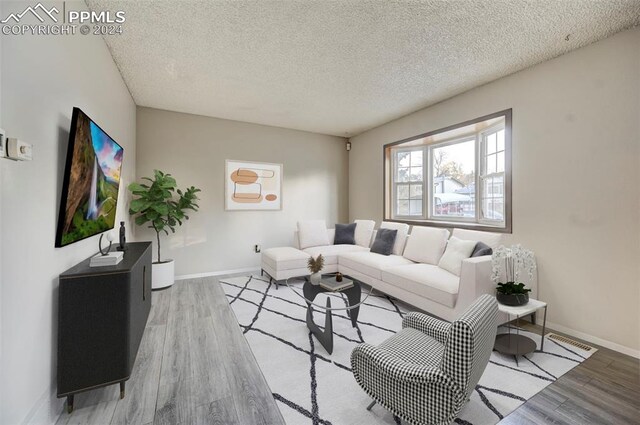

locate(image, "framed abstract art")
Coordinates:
225 160 283 211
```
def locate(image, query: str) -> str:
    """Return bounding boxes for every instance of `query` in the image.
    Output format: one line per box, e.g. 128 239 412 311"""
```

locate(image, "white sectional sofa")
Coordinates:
261 221 536 322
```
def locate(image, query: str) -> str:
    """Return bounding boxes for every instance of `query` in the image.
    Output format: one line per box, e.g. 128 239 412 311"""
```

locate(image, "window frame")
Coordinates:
478 123 507 226
427 135 477 223
383 109 512 234
391 147 426 219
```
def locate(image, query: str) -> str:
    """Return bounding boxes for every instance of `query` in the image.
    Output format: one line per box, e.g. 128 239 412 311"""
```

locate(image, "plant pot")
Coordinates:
497 292 529 306
152 259 175 290
310 272 322 285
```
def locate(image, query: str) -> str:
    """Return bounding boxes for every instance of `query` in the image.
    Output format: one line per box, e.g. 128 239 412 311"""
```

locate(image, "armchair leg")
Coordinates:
366 400 376 411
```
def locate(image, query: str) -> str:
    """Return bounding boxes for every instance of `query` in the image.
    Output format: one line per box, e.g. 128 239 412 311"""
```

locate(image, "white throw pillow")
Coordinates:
379 222 410 256
297 220 330 249
452 228 502 249
438 236 477 276
354 219 375 247
403 227 449 265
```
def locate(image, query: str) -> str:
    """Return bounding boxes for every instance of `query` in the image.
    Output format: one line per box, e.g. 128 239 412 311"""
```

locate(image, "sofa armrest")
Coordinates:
457 255 495 309
351 343 453 385
402 312 450 344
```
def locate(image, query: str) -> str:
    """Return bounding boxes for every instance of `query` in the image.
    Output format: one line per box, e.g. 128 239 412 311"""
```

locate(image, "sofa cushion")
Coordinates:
334 223 356 245
339 251 414 280
302 244 369 265
297 220 330 249
438 237 477 276
354 219 375 247
452 228 502 249
381 264 460 308
471 241 493 257
370 229 397 256
402 226 449 265
380 222 410 255
262 247 311 271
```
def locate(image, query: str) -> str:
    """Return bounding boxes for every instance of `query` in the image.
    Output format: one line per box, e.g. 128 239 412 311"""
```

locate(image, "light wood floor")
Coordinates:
55 274 285 425
55 273 639 425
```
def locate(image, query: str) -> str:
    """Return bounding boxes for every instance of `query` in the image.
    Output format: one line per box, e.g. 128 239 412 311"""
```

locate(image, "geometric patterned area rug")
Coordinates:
220 275 595 425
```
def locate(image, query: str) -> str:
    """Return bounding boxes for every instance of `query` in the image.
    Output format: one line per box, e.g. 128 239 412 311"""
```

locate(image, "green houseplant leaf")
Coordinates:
128 170 201 262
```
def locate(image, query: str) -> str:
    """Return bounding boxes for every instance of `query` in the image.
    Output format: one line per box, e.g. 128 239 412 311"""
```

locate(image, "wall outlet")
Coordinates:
254 244 261 253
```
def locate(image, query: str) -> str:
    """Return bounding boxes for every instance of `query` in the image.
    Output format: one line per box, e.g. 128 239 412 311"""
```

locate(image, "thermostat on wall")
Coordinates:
7 138 33 161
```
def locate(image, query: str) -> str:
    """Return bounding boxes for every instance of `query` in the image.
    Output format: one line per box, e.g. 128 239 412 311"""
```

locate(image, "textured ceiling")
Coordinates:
88 0 640 136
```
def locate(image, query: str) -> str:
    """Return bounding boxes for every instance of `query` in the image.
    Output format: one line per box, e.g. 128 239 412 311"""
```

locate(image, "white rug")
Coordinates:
220 275 595 425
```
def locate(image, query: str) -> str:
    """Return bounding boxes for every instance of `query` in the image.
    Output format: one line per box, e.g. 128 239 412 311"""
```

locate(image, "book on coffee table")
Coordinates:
319 276 354 291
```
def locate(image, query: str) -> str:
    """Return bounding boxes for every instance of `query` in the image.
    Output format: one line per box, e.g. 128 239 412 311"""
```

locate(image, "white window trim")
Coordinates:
391 146 426 219
478 124 506 225
426 135 477 223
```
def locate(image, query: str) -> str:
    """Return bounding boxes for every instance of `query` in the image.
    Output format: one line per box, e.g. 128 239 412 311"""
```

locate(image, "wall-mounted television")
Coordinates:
55 107 124 247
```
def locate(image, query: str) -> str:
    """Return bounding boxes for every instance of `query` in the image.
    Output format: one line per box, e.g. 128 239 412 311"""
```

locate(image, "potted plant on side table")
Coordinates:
128 170 201 290
491 244 537 306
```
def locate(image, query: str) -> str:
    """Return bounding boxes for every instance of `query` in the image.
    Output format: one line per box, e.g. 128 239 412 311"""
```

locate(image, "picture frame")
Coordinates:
225 159 283 211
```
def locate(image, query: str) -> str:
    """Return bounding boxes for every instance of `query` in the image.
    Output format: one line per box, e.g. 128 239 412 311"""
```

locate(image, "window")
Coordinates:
384 110 511 232
393 150 423 216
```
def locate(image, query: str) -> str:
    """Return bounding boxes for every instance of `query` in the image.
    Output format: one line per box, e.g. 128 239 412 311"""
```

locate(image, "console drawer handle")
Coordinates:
142 266 146 301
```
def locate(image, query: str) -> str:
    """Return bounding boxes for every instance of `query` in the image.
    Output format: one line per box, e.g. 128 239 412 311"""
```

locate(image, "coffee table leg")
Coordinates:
306 298 333 354
345 289 361 327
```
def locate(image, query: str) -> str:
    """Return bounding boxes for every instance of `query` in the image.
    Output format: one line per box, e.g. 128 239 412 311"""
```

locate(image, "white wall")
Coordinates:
349 28 640 356
0 1 4 419
0 2 136 423
136 107 348 276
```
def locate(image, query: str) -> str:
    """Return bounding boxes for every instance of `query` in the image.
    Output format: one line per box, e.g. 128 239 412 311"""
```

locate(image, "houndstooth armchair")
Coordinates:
351 294 498 425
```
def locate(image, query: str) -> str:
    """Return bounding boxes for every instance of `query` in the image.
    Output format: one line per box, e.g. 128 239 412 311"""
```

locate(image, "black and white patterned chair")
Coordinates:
351 294 498 425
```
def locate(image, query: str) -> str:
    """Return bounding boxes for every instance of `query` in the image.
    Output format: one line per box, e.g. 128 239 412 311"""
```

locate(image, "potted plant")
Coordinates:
128 170 201 289
307 254 325 285
491 244 536 306
495 282 531 306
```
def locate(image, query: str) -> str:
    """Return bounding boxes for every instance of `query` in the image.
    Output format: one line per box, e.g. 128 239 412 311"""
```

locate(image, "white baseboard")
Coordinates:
22 384 64 425
547 321 639 359
175 267 259 281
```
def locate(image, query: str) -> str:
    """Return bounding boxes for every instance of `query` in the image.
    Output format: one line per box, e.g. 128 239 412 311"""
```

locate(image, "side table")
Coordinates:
493 298 547 366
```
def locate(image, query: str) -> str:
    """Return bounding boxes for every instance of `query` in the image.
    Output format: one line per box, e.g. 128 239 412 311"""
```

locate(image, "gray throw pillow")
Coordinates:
370 229 398 256
471 241 493 257
334 223 356 245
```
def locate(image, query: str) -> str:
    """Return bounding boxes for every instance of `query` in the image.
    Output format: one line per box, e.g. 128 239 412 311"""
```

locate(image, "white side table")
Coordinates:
493 298 548 366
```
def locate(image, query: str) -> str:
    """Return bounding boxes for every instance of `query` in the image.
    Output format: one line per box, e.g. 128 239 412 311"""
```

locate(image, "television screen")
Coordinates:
55 108 124 247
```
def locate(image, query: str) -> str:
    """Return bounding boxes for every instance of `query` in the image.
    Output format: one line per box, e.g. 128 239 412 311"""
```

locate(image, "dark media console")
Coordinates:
57 242 152 413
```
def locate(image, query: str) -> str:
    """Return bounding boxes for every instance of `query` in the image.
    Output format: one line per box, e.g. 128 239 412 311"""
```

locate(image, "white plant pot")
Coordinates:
152 259 175 290
310 272 322 285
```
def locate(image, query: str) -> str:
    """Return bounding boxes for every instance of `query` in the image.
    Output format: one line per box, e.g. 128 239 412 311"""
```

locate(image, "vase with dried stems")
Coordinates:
307 254 324 285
